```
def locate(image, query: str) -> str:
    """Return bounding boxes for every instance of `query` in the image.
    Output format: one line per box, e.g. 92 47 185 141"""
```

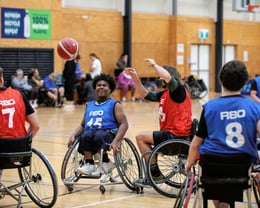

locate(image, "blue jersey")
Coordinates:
255 76 260 98
84 98 118 131
200 95 260 163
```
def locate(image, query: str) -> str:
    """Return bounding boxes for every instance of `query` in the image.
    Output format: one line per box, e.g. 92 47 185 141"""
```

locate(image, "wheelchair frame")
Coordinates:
132 118 198 198
133 138 191 198
173 155 260 208
0 135 58 208
61 136 142 194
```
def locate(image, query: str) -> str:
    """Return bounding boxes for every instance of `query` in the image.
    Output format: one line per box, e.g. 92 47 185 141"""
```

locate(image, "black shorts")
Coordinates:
153 130 176 146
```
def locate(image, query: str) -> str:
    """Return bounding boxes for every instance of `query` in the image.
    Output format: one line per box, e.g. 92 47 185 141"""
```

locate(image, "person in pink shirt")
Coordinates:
117 69 136 102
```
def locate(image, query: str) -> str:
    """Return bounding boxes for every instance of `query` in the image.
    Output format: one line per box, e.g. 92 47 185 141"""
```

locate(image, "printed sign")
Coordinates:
1 7 52 39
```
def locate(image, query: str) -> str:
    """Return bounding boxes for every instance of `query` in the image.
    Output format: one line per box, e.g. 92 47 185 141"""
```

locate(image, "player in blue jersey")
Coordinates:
185 60 260 208
250 75 260 103
67 73 128 176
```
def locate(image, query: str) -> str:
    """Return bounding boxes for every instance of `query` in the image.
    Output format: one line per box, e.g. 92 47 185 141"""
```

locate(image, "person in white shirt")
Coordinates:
89 53 102 79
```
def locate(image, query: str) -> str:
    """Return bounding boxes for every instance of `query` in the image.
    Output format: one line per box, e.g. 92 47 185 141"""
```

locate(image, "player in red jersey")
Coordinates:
127 58 192 180
0 67 40 138
0 67 40 178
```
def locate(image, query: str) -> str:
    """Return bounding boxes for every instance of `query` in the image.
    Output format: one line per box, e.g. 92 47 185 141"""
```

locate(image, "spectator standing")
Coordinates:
89 53 102 79
63 58 77 109
115 53 128 78
117 69 136 102
75 54 85 81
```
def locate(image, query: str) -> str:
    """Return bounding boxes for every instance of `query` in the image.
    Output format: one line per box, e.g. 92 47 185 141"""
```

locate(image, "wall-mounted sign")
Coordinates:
198 29 209 40
1 7 52 39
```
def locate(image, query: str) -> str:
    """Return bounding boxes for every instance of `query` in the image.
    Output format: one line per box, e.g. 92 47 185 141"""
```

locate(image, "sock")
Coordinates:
150 163 161 176
85 159 94 165
102 153 110 162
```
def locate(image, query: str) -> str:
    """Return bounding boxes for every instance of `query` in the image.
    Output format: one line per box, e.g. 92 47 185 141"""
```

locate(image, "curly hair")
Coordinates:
92 73 116 93
218 60 248 91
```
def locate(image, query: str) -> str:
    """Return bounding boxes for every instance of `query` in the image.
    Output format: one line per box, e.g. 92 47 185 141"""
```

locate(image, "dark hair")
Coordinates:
218 60 248 91
0 67 3 78
92 73 116 93
89 53 99 59
76 54 81 60
163 65 182 83
85 73 92 81
28 68 38 79
120 53 128 58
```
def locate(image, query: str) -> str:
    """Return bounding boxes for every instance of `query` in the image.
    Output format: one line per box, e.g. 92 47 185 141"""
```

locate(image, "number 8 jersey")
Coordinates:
199 95 260 163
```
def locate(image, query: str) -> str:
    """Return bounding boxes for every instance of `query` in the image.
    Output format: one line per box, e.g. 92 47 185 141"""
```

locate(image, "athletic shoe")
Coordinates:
122 97 127 102
103 161 114 172
151 164 164 181
77 163 95 175
91 161 114 176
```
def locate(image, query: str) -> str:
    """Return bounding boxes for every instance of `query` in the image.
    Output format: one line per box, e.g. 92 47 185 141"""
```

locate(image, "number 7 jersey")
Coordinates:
0 88 27 138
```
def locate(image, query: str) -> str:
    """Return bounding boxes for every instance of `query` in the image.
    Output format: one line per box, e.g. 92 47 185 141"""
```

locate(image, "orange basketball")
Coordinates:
57 38 79 60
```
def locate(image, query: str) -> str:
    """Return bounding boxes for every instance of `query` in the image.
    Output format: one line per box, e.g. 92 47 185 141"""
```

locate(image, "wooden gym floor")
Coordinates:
0 92 255 208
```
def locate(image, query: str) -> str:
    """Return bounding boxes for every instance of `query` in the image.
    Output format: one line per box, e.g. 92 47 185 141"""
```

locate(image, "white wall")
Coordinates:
62 0 260 22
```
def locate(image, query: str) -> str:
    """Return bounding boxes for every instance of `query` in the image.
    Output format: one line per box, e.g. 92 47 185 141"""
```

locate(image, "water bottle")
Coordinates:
24 12 30 38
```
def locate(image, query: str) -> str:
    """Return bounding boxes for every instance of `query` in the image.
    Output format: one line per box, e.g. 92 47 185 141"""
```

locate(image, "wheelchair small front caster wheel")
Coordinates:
66 185 74 192
99 185 105 194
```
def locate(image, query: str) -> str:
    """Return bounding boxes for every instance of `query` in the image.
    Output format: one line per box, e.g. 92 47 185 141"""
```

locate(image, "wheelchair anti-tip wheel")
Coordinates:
18 148 58 208
146 139 190 198
115 138 143 191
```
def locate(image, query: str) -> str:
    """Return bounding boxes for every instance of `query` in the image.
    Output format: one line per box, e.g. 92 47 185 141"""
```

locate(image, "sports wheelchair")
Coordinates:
61 136 142 194
184 75 208 99
133 118 198 198
173 153 260 208
0 134 58 208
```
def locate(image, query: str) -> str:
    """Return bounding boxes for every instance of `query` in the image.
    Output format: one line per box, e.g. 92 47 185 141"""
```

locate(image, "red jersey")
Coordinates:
159 88 192 136
0 88 27 138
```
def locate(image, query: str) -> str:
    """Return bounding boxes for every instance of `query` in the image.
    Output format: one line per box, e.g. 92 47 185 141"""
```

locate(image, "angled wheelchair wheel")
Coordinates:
253 176 260 208
18 148 58 208
173 171 196 208
173 175 190 208
115 138 142 191
61 138 83 191
147 139 190 198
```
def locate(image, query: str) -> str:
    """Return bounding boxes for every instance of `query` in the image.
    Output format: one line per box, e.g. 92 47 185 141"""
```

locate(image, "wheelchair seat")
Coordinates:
199 153 251 206
0 133 58 207
0 134 32 169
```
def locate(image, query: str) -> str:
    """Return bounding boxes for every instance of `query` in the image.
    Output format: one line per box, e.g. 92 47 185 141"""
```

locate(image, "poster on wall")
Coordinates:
1 7 52 39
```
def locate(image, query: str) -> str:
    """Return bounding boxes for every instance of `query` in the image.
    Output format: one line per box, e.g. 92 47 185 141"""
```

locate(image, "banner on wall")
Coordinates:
1 7 52 39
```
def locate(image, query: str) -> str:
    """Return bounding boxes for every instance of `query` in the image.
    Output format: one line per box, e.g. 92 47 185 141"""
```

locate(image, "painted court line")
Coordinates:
71 194 138 208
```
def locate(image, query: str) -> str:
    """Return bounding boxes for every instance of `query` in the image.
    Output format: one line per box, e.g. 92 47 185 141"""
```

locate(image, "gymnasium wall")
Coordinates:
1 0 260 91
